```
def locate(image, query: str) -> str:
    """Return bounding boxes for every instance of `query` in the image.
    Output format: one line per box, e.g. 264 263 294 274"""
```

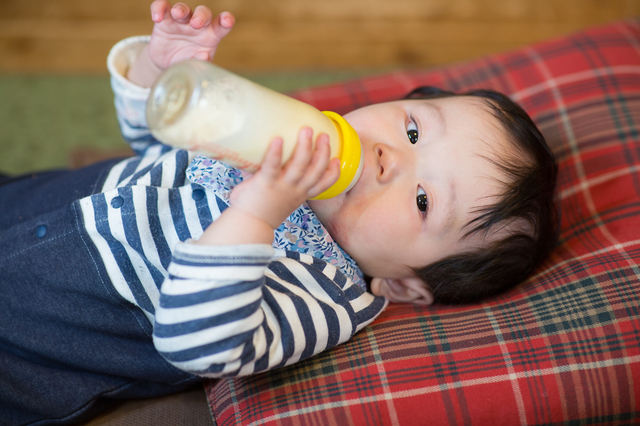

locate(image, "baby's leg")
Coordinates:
0 158 123 230
0 159 198 424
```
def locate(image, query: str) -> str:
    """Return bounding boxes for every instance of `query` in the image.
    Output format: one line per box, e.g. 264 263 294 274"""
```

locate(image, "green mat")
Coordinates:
0 71 374 176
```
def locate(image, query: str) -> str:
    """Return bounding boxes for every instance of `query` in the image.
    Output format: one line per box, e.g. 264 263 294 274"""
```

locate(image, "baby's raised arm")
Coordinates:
119 1 340 246
127 0 234 87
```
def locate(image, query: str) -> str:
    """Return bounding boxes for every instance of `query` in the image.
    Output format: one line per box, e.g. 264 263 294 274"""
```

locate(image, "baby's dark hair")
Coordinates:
405 86 559 304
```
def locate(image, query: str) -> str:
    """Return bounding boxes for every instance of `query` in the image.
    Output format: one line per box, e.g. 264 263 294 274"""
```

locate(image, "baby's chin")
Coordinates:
306 195 343 226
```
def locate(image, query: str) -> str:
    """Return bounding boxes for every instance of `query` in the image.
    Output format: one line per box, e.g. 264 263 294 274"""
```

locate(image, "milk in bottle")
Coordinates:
146 60 363 199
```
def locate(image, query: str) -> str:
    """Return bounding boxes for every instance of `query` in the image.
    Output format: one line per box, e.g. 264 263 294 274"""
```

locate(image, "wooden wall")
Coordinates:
1 0 638 74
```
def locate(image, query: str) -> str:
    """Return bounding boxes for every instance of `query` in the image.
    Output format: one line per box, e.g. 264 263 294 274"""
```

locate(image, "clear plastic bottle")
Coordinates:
146 60 363 199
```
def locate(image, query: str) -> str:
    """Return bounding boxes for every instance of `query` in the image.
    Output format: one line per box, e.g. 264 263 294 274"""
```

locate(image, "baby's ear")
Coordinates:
370 277 434 305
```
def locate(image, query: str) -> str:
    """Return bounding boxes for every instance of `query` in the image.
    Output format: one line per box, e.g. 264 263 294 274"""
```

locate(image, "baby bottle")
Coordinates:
146 60 363 199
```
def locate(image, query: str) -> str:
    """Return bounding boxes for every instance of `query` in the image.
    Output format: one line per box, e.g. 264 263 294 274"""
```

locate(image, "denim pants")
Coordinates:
0 160 198 426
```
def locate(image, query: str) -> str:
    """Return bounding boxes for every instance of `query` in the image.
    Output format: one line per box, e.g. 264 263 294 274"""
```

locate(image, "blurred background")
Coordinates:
1 0 639 174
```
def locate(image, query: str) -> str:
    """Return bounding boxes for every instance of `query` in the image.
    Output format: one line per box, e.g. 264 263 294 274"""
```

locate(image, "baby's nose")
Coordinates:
375 144 401 183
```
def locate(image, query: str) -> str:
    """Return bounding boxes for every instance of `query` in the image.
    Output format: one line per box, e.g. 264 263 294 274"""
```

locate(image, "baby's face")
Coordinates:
307 96 512 281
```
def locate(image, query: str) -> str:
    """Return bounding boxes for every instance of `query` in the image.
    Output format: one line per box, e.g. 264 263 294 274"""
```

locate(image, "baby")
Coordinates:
0 0 557 423
129 0 557 304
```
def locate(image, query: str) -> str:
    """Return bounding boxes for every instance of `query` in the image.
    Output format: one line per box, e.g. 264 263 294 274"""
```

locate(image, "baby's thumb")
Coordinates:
194 52 210 62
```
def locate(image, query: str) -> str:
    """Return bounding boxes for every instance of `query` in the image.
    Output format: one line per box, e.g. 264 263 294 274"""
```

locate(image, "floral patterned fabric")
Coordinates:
186 155 366 288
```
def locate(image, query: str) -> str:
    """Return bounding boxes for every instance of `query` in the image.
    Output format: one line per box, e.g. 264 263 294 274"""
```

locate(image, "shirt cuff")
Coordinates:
107 35 152 102
168 241 275 281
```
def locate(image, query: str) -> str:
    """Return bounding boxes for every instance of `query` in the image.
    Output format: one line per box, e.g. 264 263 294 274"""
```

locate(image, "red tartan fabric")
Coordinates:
206 18 640 425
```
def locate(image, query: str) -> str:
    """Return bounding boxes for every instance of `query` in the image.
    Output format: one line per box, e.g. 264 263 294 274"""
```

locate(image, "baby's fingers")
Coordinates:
190 5 213 30
217 11 235 30
300 133 332 183
194 11 235 61
150 0 171 22
170 2 193 24
283 127 315 182
259 137 285 179
302 135 340 197
307 158 341 199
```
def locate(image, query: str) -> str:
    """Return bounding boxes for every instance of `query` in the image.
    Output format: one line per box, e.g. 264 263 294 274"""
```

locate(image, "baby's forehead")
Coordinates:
431 95 503 126
429 95 516 158
433 97 524 236
418 95 506 139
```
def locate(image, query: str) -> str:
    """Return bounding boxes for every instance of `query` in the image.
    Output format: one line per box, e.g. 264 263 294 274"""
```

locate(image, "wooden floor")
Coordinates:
1 0 639 74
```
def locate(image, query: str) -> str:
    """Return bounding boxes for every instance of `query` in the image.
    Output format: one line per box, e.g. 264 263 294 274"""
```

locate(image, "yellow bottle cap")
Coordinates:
311 111 364 200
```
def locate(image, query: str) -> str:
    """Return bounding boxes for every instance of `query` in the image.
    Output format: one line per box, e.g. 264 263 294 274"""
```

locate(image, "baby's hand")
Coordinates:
230 129 341 230
148 0 235 69
195 129 340 247
127 1 234 86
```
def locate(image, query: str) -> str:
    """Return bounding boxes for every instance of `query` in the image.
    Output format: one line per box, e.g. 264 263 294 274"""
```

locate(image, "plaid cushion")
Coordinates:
206 18 640 425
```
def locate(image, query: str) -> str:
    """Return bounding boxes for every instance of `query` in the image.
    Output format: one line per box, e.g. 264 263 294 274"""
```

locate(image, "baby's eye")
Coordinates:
407 120 419 144
417 186 428 214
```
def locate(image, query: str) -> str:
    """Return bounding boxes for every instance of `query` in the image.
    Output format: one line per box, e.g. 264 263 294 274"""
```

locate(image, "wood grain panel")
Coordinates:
1 0 638 73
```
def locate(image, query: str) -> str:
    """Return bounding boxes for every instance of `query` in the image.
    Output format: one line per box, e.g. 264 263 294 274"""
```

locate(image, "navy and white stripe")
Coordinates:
78 36 388 378
153 245 386 377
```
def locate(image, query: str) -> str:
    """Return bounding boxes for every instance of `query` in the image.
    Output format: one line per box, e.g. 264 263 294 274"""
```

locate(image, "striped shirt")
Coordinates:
77 37 387 378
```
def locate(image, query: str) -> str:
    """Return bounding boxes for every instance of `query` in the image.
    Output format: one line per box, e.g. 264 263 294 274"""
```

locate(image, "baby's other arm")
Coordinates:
127 0 235 87
108 1 233 155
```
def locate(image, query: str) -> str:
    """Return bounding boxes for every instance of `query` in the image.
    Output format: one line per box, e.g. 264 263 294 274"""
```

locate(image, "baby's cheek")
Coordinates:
344 208 386 249
324 195 395 257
